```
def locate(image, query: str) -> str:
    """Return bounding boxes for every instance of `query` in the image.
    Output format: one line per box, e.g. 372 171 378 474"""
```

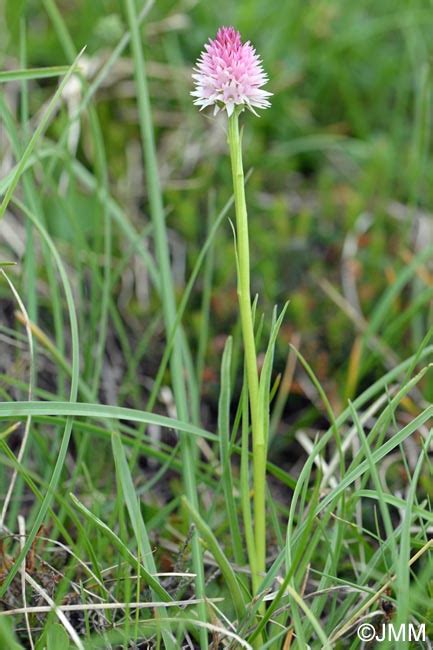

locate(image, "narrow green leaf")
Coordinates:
0 617 24 650
0 197 80 599
0 66 71 82
257 302 289 447
181 496 247 620
5 0 27 36
218 336 246 572
0 400 216 441
46 624 70 650
69 493 173 603
0 49 85 221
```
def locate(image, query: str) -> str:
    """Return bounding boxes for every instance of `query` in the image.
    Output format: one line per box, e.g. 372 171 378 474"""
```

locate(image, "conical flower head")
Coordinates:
191 26 272 117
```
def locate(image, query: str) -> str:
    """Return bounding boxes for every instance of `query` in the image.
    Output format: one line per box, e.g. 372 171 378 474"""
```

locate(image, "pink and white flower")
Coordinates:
191 26 272 117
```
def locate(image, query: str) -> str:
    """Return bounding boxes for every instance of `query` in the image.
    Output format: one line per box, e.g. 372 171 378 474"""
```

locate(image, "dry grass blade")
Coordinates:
23 572 84 649
0 270 34 529
329 539 433 643
17 516 34 650
0 597 223 617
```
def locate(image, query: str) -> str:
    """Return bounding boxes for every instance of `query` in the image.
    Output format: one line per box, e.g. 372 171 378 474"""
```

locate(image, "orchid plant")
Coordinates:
192 27 286 600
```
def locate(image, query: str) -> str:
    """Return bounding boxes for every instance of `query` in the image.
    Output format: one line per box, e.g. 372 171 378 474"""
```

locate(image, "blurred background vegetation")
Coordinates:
1 2 433 646
1 0 433 446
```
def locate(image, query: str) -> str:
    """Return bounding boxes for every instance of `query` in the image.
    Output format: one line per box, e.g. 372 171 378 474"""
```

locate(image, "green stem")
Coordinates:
227 111 266 592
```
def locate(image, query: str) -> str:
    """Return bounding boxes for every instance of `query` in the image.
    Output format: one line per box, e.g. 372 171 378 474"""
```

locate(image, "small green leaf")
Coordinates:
0 618 24 650
47 624 70 650
5 0 27 37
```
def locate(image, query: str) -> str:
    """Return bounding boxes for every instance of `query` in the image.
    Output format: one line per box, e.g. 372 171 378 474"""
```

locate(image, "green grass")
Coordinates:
0 0 432 648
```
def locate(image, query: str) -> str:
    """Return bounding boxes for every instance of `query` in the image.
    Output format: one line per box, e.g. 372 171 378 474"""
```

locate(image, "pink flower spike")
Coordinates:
191 26 272 117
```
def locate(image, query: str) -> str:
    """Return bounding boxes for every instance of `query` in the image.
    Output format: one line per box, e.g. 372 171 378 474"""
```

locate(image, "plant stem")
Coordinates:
227 111 266 592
